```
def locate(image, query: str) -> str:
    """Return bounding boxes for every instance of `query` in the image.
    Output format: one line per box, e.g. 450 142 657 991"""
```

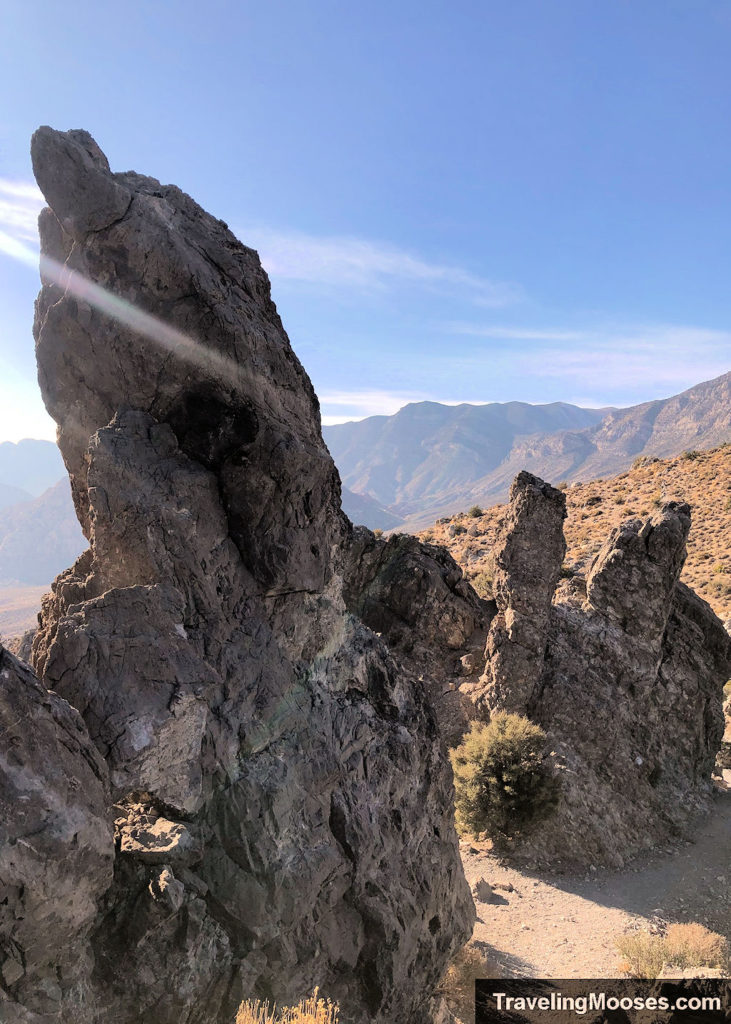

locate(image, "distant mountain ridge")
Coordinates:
324 370 731 530
0 439 65 496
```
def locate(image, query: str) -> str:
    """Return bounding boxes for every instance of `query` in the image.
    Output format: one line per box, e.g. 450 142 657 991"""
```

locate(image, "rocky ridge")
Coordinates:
324 373 731 532
422 444 731 623
0 127 478 1024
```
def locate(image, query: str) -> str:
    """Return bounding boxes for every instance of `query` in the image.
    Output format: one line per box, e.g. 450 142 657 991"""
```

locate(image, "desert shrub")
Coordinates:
437 943 490 1024
450 714 559 844
452 524 467 535
615 932 666 978
467 505 483 518
664 923 728 971
556 480 568 490
652 490 663 508
614 495 625 505
470 570 494 600
236 989 339 1024
615 923 728 978
682 449 701 461
372 528 383 538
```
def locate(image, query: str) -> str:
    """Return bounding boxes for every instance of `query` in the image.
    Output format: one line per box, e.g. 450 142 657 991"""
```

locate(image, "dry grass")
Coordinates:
421 445 731 621
235 990 339 1024
663 923 729 971
437 944 491 1024
615 931 667 978
615 923 729 978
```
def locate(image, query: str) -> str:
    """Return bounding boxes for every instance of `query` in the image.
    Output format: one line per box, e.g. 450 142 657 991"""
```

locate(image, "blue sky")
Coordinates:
1 0 730 441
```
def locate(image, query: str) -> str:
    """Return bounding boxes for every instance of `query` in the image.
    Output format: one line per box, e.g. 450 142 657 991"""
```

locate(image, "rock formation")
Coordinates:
480 472 566 716
469 484 731 868
0 127 474 1024
343 527 491 744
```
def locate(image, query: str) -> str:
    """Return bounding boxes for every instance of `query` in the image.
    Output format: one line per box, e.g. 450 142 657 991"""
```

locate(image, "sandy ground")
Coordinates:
0 584 46 639
460 776 731 978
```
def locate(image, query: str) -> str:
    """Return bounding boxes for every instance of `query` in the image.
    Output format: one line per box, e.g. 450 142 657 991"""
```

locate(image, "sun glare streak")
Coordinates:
38 254 244 383
0 230 244 385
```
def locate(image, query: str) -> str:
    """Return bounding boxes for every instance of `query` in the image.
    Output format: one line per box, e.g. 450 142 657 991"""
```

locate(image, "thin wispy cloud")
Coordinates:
447 323 586 342
447 321 731 394
244 226 521 307
0 179 44 245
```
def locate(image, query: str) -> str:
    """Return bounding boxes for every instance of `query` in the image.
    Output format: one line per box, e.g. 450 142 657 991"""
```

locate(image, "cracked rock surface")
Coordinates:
468 480 730 868
0 127 475 1024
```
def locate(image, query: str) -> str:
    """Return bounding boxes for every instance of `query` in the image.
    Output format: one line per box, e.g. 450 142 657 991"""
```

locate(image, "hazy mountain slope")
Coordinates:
341 486 405 530
325 371 731 530
0 482 33 510
0 478 86 586
0 438 65 495
325 400 606 512
421 444 731 622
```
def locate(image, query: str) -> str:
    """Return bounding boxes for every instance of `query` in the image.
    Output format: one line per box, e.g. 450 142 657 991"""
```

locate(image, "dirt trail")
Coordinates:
461 780 731 978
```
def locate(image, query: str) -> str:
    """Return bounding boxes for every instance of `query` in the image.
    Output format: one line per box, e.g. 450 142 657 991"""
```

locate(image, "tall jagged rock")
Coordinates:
470 482 730 868
477 471 566 715
0 127 475 1024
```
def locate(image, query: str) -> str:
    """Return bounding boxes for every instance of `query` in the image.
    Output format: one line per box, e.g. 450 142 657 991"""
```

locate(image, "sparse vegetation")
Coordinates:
450 714 560 845
373 528 383 538
556 480 568 490
615 923 728 978
467 505 483 518
664 923 728 971
470 569 494 600
615 931 667 978
422 445 731 621
682 449 701 460
236 990 339 1024
437 944 490 1024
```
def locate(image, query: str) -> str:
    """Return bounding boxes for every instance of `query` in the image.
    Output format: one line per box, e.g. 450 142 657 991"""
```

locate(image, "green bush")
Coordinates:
682 449 700 461
450 714 559 844
467 505 483 518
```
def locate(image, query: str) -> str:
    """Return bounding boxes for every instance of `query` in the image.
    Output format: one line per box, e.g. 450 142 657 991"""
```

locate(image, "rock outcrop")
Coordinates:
343 527 492 744
0 127 474 1024
469 485 731 868
479 472 566 716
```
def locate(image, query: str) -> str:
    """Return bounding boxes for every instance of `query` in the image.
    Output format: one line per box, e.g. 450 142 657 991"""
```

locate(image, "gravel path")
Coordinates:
460 777 731 978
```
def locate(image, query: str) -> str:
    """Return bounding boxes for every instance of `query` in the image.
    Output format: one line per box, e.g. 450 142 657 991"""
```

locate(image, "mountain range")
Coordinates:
0 370 728 602
326 370 731 530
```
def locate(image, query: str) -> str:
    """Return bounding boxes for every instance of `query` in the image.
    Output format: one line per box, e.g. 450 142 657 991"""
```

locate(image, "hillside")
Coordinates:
0 478 86 587
0 438 65 495
325 400 606 528
325 371 731 530
419 444 731 622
